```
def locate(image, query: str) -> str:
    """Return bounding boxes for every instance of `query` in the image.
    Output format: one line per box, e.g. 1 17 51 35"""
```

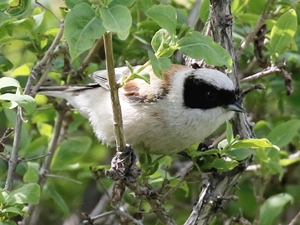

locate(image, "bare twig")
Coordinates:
25 19 65 95
103 32 126 151
4 107 26 191
35 0 60 22
125 181 177 225
22 100 67 225
83 208 144 225
83 211 115 224
4 20 65 192
288 211 300 225
78 37 104 74
31 45 68 95
114 208 144 225
241 66 281 83
163 163 193 199
45 173 83 185
241 84 266 98
235 0 275 59
90 185 114 217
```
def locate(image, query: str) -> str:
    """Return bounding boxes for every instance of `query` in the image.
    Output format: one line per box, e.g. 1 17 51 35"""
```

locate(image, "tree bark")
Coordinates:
184 1 255 224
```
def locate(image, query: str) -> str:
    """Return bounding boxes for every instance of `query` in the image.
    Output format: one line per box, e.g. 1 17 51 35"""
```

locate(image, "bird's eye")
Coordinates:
206 90 217 101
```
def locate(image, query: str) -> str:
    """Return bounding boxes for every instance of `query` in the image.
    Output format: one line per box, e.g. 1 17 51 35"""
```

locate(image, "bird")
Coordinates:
37 64 245 155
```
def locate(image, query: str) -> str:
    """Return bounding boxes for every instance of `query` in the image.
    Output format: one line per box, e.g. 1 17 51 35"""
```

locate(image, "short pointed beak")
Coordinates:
227 101 246 113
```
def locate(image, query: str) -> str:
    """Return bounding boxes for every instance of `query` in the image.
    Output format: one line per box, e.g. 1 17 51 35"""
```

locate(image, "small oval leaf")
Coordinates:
178 32 232 69
64 3 106 58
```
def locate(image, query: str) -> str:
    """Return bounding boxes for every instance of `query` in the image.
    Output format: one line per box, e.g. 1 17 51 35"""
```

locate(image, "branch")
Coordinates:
184 1 255 224
288 211 300 225
103 32 126 151
83 208 144 225
25 19 65 95
235 0 274 59
22 101 67 225
241 66 281 83
4 20 65 192
78 37 104 74
45 173 83 185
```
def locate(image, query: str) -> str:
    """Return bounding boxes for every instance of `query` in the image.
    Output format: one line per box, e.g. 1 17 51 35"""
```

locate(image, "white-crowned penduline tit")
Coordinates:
38 64 245 155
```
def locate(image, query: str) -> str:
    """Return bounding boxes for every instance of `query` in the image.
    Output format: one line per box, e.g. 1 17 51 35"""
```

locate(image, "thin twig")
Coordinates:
84 208 144 225
90 185 114 217
241 66 281 83
23 101 67 225
25 19 65 95
103 32 126 151
4 107 26 191
162 163 193 199
46 174 83 185
78 37 104 74
288 211 300 225
4 20 65 192
83 211 115 224
114 208 144 225
35 0 60 22
31 45 68 95
21 153 50 162
235 0 274 58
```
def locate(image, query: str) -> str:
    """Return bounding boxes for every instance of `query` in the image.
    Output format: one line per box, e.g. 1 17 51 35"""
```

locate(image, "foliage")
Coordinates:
0 0 300 225
0 184 40 224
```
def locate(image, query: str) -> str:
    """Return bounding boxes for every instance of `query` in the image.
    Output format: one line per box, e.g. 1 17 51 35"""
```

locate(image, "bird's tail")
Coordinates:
37 84 100 99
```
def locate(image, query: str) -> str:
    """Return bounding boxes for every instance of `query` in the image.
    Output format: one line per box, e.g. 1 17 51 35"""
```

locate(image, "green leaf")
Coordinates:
23 162 39 183
37 122 53 139
0 77 20 89
0 0 9 12
267 120 300 148
280 157 300 166
253 120 271 139
100 5 132 40
189 149 219 157
225 148 252 161
255 148 269 163
218 139 229 151
226 121 234 143
231 138 278 150
51 136 92 170
269 9 297 55
199 0 210 23
0 93 36 113
32 108 56 124
0 221 17 225
132 71 150 84
0 190 6 204
6 183 40 205
44 186 69 219
4 0 31 17
148 51 171 79
236 13 260 28
2 206 24 216
108 0 136 7
151 29 172 55
136 0 153 11
146 5 177 35
267 161 284 180
0 56 13 71
210 158 239 172
178 32 232 69
64 3 106 58
65 0 90 8
258 193 294 225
